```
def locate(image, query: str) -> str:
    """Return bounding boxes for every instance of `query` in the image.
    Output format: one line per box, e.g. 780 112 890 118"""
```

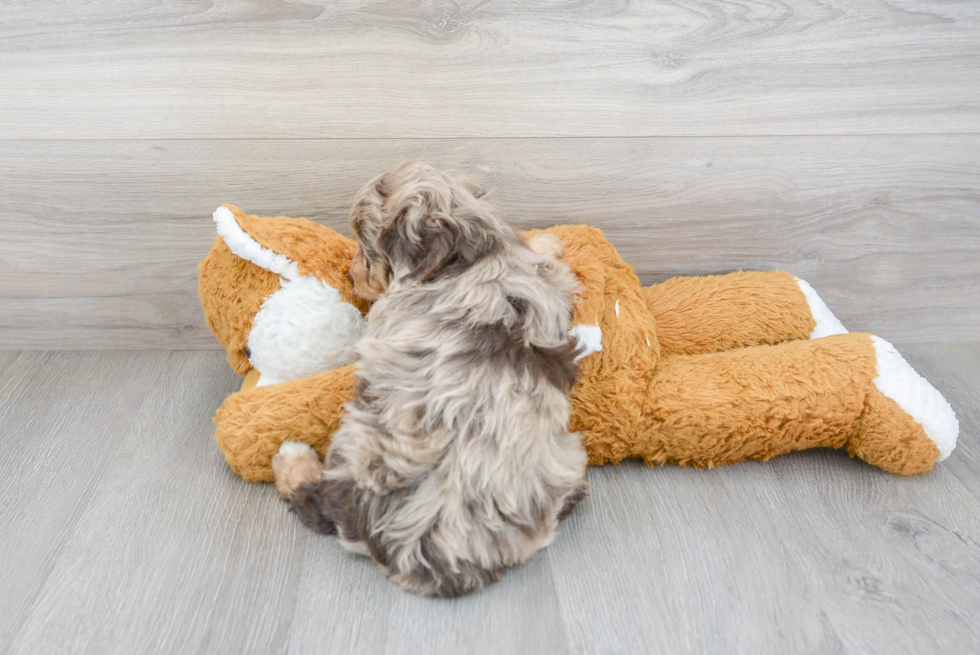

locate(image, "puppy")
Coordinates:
273 162 587 597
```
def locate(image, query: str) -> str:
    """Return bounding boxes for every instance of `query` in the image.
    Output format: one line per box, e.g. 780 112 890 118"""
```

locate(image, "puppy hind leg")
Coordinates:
272 441 337 534
289 481 338 535
557 481 590 521
525 233 564 259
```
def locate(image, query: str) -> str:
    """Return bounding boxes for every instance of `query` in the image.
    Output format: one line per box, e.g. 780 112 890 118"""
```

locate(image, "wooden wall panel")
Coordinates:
1 137 976 348
0 1 977 138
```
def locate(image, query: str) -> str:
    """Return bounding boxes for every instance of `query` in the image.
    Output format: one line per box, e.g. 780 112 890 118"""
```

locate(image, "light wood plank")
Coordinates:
2 136 977 348
547 462 841 653
549 451 980 652
288 530 569 655
0 351 179 649
1 0 978 138
741 451 980 652
5 351 308 655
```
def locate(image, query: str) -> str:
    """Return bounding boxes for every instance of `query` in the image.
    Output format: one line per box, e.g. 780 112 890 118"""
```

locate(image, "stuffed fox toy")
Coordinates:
200 204 958 482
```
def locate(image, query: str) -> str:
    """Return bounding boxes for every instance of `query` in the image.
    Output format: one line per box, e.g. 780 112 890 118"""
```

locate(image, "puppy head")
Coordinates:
348 162 504 300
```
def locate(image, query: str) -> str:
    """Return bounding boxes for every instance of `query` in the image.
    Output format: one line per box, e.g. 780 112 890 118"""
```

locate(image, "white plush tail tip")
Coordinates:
871 337 959 461
213 205 300 280
794 277 848 339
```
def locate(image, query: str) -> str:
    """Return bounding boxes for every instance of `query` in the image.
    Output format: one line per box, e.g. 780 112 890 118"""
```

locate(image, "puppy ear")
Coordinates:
349 173 388 260
378 211 460 283
378 188 498 283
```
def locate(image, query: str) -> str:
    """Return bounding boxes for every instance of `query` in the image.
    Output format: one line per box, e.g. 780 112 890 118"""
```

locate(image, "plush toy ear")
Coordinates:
377 188 499 284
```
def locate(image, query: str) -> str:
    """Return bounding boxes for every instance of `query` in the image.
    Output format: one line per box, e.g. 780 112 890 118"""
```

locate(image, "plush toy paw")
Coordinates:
271 441 322 500
870 336 958 460
848 337 959 475
793 277 849 339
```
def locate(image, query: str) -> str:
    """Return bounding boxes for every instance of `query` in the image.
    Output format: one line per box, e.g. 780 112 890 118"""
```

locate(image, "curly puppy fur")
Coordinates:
273 162 588 597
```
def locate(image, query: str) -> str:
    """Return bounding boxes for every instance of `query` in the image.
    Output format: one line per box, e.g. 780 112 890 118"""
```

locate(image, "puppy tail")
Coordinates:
271 441 337 535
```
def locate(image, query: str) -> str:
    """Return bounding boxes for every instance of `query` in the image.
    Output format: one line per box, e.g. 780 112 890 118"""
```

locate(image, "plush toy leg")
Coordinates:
214 365 356 482
626 333 956 475
642 271 847 356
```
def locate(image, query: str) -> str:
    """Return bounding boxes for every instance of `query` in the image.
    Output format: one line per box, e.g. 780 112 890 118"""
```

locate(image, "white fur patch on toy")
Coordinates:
571 324 603 361
214 205 367 386
794 277 848 339
871 336 959 460
249 275 366 385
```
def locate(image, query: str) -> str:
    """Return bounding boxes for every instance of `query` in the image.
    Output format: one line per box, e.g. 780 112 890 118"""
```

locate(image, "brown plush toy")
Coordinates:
200 204 958 483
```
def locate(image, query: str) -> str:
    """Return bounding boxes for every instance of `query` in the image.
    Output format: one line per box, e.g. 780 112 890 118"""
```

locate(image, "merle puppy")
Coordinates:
272 162 587 597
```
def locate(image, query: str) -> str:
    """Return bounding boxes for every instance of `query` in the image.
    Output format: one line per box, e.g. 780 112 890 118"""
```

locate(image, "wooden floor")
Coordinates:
0 345 978 654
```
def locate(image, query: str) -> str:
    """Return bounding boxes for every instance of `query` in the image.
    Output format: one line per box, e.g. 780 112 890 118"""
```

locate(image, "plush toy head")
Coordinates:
199 205 370 386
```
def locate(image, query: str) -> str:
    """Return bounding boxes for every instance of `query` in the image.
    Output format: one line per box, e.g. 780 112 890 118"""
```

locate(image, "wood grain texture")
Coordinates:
289 534 570 655
546 462 842 654
1 347 978 654
0 351 179 649
0 0 978 138
744 454 980 652
1 137 977 348
3 351 305 655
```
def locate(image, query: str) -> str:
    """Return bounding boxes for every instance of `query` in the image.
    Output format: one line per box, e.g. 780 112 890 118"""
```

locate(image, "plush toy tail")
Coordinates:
212 205 300 281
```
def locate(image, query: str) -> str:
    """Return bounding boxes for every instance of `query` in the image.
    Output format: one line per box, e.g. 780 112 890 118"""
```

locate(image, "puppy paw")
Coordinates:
526 233 564 260
272 441 322 500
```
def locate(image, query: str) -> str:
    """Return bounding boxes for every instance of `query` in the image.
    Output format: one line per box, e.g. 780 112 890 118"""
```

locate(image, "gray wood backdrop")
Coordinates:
1 1 978 348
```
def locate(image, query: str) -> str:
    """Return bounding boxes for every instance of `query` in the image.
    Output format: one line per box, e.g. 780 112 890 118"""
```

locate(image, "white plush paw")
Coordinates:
871 336 959 460
794 277 848 339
